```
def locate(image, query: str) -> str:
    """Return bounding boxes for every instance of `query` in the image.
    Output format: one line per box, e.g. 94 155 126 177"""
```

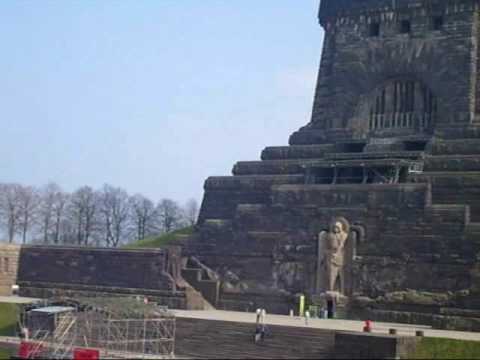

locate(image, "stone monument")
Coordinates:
5 0 480 331
184 0 480 330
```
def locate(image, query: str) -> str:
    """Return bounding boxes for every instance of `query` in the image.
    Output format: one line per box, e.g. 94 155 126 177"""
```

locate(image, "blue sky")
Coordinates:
0 0 324 204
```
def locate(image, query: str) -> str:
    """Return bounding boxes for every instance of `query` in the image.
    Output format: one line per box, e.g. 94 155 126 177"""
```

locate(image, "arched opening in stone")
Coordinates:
363 79 437 134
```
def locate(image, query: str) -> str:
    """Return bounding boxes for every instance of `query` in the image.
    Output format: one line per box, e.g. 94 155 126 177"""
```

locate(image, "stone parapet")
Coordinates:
18 246 176 292
17 281 186 309
425 155 480 172
431 139 480 155
319 0 476 25
261 144 335 160
232 160 309 176
272 183 431 209
204 175 304 191
199 175 305 224
334 331 418 360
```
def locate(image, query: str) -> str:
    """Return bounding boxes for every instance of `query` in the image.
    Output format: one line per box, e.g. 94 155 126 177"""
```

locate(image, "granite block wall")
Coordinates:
15 246 186 307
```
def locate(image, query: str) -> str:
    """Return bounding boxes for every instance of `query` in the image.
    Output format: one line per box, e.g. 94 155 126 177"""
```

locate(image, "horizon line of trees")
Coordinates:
0 182 199 248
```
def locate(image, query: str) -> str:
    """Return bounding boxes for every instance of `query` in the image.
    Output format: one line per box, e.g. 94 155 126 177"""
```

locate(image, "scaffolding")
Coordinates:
22 297 176 359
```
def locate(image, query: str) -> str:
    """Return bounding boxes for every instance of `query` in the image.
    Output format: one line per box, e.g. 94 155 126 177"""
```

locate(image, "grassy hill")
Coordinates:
124 227 194 249
0 303 18 359
0 303 17 336
414 337 480 359
0 349 13 359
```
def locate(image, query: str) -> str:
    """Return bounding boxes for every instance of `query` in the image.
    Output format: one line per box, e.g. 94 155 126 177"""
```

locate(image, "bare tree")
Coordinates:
99 185 131 247
0 181 190 245
69 186 98 246
0 183 22 243
52 190 69 245
17 185 39 244
130 194 157 241
58 215 76 245
99 186 114 247
157 199 182 233
39 183 61 244
184 198 199 227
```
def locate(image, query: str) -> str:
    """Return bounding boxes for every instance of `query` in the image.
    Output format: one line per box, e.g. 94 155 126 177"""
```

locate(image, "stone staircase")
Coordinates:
175 317 335 359
181 257 220 309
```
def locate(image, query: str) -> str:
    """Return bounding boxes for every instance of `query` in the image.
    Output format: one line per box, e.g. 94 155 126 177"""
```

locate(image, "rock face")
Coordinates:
188 0 480 328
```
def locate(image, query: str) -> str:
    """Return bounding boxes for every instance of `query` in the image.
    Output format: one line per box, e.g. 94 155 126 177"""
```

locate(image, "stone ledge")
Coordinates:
204 175 304 190
431 139 480 155
233 160 310 176
425 155 480 172
334 331 418 360
261 144 335 160
17 281 185 297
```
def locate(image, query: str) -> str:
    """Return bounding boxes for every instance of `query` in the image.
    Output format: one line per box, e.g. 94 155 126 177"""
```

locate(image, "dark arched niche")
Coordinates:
352 78 437 137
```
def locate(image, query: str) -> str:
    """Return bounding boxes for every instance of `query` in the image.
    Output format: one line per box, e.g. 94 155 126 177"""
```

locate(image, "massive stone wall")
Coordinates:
15 246 187 308
194 182 476 311
292 0 480 145
6 0 480 332
18 246 174 290
191 0 480 330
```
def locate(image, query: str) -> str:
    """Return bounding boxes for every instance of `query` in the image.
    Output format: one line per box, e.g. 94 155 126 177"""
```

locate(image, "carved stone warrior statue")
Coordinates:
317 217 350 293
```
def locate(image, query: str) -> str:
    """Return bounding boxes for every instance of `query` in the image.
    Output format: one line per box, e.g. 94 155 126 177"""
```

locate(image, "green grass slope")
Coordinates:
0 348 13 359
0 303 17 336
414 337 480 359
0 303 18 359
124 227 194 249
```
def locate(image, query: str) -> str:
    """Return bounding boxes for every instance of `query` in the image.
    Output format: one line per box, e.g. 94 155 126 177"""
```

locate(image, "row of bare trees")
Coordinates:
0 182 199 247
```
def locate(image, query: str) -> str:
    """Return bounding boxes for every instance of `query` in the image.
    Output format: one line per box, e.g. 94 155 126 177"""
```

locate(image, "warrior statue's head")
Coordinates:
329 217 350 235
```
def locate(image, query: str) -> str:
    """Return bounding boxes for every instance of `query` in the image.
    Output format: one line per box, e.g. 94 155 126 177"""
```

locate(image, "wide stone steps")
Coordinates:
232 160 312 176
181 267 219 309
415 171 480 182
424 155 480 172
199 176 305 223
175 317 335 359
323 151 423 161
233 156 427 176
261 144 335 161
430 139 480 155
204 175 305 190
414 171 480 221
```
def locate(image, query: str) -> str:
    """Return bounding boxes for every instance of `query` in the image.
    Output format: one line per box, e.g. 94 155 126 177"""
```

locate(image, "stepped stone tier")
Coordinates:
187 0 480 330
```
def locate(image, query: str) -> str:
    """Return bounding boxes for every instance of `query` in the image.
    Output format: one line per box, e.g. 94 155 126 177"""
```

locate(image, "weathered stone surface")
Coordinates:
15 246 189 308
175 317 335 359
17 246 176 291
334 332 419 360
0 243 21 296
8 0 480 333
189 0 480 331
